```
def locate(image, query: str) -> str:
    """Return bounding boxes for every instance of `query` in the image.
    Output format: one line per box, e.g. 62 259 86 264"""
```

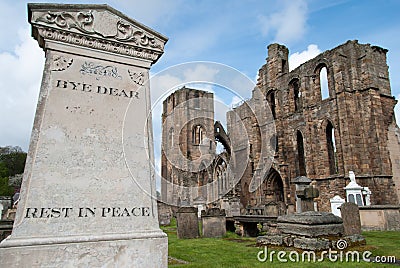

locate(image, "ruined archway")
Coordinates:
265 168 284 203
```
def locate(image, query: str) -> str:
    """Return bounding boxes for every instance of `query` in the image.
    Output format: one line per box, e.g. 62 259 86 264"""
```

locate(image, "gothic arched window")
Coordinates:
320 66 330 100
297 130 306 176
289 79 301 112
192 125 204 145
326 121 338 174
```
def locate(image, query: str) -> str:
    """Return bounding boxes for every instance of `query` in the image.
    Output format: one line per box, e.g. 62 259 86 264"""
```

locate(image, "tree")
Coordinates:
0 146 27 196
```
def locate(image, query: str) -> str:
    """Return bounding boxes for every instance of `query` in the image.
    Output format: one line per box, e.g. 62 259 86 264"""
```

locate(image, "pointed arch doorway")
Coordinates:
265 168 284 203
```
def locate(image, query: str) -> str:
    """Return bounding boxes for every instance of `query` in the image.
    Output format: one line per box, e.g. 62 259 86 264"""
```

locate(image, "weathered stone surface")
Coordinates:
176 207 199 239
340 202 361 235
282 235 294 247
277 223 344 237
277 211 343 225
201 209 226 238
257 235 283 246
344 234 366 247
0 3 168 267
158 201 172 226
201 207 226 217
159 14 399 219
293 237 331 251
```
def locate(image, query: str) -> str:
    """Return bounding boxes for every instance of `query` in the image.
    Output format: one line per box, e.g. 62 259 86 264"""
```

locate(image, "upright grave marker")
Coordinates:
0 4 168 267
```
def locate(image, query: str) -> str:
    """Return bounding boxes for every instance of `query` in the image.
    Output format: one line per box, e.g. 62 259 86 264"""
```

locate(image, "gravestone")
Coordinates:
296 185 319 212
158 201 172 226
293 176 311 212
345 171 364 206
330 195 345 217
176 207 199 239
340 202 362 235
201 208 226 238
0 4 168 267
264 201 278 216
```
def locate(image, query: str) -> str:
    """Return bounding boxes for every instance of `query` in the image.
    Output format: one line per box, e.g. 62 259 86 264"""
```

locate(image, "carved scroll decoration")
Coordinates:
36 11 163 50
80 62 122 80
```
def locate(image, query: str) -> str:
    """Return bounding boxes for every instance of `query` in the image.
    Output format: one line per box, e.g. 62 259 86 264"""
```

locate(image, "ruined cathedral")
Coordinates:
160 40 400 215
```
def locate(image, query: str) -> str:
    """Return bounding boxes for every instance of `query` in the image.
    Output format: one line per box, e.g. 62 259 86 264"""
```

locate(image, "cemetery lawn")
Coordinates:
161 220 400 267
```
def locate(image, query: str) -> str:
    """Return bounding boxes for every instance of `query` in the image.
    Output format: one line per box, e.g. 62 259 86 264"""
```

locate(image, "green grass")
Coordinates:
161 219 400 267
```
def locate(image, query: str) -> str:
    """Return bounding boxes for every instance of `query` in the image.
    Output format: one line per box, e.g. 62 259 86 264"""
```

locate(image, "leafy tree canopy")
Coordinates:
0 146 27 196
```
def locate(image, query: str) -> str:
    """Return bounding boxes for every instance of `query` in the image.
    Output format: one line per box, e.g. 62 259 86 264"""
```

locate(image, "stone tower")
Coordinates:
161 87 216 206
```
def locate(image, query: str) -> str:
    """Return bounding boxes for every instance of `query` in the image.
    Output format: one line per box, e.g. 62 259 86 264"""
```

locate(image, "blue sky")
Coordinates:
1 0 400 153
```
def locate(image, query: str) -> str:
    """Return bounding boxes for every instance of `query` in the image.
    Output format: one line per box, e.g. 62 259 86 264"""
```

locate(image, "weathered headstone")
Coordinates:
158 201 172 226
340 202 362 235
0 4 168 267
264 201 278 216
176 207 199 238
201 208 226 237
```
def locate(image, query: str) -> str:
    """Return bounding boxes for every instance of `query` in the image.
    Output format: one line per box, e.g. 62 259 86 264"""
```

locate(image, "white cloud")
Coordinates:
0 27 44 151
109 0 185 26
183 65 220 83
258 0 308 44
229 96 243 108
289 44 321 71
151 73 184 103
0 1 25 51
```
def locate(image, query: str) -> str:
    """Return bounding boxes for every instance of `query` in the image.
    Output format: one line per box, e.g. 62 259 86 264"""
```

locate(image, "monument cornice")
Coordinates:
28 3 168 63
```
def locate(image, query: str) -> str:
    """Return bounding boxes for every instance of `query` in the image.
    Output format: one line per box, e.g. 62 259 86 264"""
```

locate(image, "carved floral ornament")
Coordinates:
51 55 73 71
32 9 165 61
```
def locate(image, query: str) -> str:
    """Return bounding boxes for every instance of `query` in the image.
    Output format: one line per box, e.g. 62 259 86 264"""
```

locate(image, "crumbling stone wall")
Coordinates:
235 40 399 211
161 40 399 213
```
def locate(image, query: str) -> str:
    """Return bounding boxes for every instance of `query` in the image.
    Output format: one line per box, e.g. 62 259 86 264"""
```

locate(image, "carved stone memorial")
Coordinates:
201 208 226 238
0 4 168 267
176 207 199 239
340 202 362 236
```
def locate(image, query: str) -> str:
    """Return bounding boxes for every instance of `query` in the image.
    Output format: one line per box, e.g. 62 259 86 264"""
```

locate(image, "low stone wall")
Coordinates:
359 205 400 231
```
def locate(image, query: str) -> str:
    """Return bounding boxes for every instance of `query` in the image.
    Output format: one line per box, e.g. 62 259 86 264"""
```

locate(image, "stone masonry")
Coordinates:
161 40 400 214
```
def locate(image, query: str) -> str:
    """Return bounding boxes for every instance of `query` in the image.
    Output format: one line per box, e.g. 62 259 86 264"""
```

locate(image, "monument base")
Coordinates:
0 231 167 267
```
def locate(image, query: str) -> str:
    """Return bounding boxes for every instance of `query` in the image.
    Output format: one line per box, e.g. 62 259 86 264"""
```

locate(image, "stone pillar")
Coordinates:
176 207 199 239
201 208 226 238
0 4 168 267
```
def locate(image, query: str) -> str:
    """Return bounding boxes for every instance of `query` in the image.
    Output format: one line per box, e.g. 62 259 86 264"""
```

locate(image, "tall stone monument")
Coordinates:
0 4 168 267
